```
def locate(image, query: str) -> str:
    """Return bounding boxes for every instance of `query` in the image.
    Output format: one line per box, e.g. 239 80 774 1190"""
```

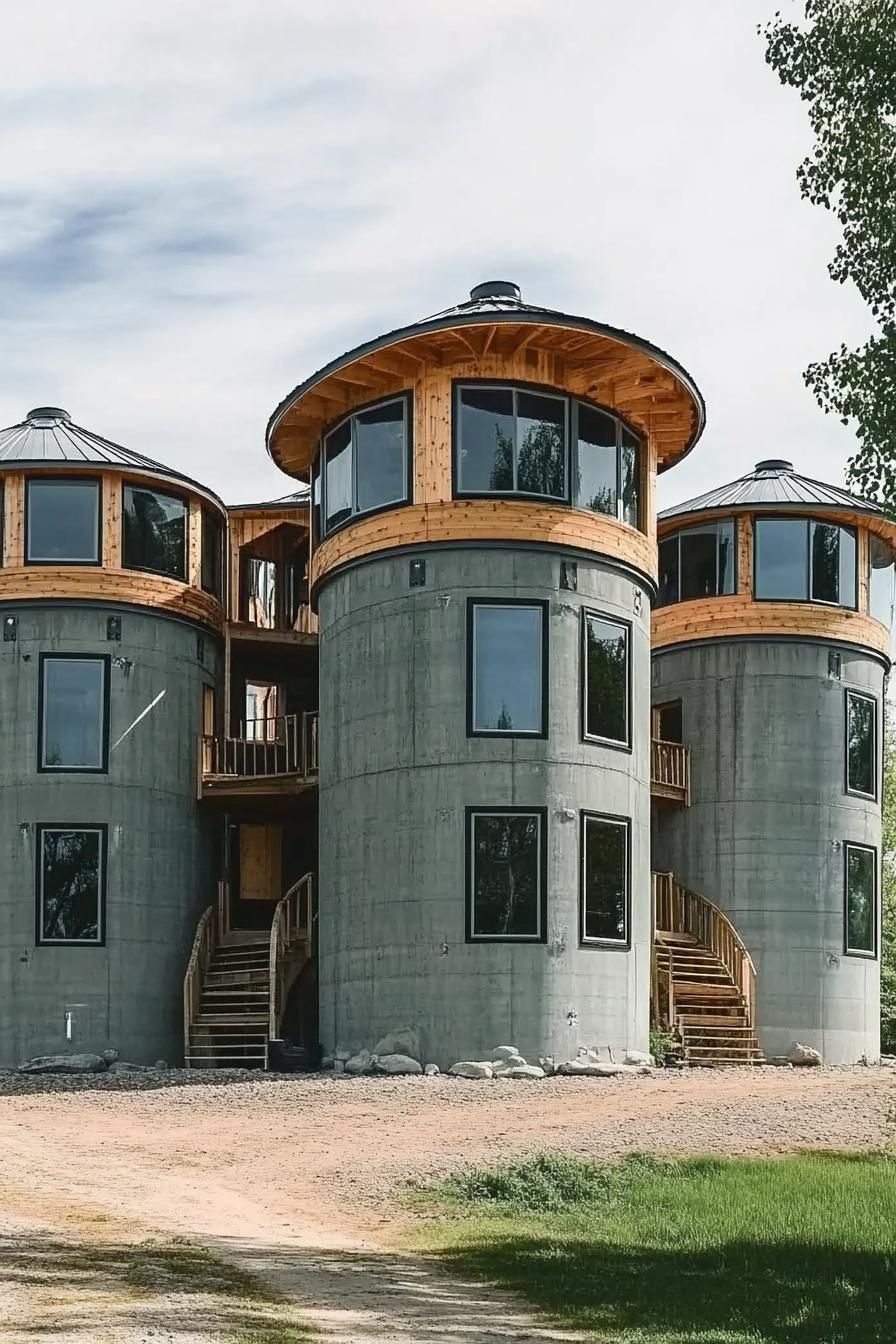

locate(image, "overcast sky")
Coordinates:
0 2 871 508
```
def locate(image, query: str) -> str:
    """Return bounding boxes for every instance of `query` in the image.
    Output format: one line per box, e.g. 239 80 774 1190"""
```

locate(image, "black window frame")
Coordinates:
579 810 631 950
200 507 224 598
580 609 632 752
753 515 858 610
25 476 102 567
121 482 189 582
844 688 878 802
465 805 548 945
657 518 737 607
35 822 108 947
843 841 877 959
466 597 549 739
451 379 644 530
317 391 413 541
38 653 111 774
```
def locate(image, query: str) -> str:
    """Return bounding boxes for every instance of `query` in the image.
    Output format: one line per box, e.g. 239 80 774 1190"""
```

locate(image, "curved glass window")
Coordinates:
454 383 642 528
123 485 187 580
319 394 410 538
754 517 856 607
869 535 894 629
658 519 735 607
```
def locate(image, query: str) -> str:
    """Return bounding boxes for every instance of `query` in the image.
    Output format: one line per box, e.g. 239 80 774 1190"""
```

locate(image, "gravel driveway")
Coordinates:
0 1066 892 1341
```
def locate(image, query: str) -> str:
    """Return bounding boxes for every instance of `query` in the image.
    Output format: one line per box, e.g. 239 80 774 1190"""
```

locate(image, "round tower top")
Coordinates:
754 458 793 473
26 407 71 426
468 280 521 302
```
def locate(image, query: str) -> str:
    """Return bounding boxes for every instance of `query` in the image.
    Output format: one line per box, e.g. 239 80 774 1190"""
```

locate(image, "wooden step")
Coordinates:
674 983 743 998
656 931 698 945
194 1015 269 1026
678 1013 748 1026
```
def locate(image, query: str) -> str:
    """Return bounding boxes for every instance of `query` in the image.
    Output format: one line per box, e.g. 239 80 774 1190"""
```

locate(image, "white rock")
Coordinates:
538 1056 556 1075
373 1053 423 1075
558 1060 622 1077
424 1063 440 1076
506 1065 545 1079
345 1049 373 1076
18 1053 106 1075
788 1041 822 1067
624 1050 653 1067
491 1045 520 1062
101 1048 120 1064
492 1054 527 1074
449 1060 493 1079
576 1047 602 1064
372 1028 421 1062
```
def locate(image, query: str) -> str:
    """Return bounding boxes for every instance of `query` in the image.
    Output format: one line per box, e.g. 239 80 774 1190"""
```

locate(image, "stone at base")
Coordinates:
18 1053 106 1075
558 1060 623 1077
506 1065 545 1079
449 1061 493 1079
787 1042 822 1067
372 1028 421 1062
345 1049 373 1075
491 1045 520 1062
424 1063 440 1076
373 1053 423 1075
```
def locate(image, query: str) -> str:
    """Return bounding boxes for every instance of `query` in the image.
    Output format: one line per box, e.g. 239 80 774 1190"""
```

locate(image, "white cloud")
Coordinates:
0 1 870 504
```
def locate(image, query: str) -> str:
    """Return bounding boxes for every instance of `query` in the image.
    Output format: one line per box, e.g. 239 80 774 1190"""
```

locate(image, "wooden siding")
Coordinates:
652 593 891 658
311 498 658 589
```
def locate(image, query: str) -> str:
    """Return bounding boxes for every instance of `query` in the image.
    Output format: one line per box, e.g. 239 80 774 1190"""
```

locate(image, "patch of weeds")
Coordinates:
430 1151 674 1215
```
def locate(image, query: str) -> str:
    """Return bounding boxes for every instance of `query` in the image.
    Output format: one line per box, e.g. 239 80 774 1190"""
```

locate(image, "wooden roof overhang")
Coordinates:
267 310 705 482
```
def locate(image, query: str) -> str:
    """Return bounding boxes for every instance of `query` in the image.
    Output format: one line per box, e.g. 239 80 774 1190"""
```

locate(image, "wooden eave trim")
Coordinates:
652 593 890 659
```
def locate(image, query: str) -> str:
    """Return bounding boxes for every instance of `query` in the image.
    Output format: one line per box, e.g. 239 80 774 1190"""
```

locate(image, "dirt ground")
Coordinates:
0 1066 892 1342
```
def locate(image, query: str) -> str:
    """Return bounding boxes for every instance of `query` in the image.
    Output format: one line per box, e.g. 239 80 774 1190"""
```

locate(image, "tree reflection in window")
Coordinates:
581 814 629 944
123 486 187 581
583 614 629 746
38 827 104 944
468 810 544 940
846 690 876 798
845 843 876 956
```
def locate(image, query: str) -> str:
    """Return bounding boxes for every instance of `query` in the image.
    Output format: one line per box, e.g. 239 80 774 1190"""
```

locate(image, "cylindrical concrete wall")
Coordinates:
318 546 652 1069
652 639 883 1063
0 605 219 1066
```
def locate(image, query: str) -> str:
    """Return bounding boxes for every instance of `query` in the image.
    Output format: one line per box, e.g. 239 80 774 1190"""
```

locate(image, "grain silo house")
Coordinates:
1 286 890 1072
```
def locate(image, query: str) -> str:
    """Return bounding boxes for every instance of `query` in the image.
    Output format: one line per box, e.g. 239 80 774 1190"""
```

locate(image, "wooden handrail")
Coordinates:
651 870 756 1029
268 872 315 1048
183 904 214 1067
651 738 691 803
199 710 319 783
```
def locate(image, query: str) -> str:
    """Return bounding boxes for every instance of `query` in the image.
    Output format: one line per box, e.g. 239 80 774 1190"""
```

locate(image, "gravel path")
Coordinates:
0 1066 892 1341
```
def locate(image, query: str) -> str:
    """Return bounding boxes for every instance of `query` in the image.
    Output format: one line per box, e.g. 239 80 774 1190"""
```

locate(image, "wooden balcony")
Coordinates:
650 738 691 805
198 711 319 799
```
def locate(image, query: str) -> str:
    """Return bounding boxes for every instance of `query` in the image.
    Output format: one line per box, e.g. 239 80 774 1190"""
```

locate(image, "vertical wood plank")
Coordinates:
737 515 753 595
188 499 202 589
103 475 122 568
4 474 23 566
858 526 870 614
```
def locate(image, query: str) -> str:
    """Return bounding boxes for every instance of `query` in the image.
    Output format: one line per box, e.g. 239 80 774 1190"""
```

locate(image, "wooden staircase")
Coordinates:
652 873 763 1067
183 874 315 1069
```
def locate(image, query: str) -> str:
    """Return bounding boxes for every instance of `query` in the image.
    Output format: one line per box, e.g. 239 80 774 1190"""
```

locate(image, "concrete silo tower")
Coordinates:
267 281 704 1068
652 458 894 1064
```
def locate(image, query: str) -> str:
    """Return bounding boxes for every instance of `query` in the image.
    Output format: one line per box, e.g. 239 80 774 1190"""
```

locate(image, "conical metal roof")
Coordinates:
660 459 886 522
0 407 224 506
228 487 310 511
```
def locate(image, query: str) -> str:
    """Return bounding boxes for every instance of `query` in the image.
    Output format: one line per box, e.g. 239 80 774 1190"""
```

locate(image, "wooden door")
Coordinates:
239 824 282 902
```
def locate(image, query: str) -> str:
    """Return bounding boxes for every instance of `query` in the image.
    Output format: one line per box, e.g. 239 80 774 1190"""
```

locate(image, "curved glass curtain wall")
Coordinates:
454 384 641 530
869 535 895 630
754 517 857 608
313 393 411 540
657 519 735 607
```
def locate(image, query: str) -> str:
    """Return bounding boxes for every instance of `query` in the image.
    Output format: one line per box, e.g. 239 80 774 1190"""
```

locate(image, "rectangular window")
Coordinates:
468 600 547 737
201 509 223 596
754 517 857 607
581 812 630 946
466 808 546 942
846 690 877 799
582 612 629 747
36 825 106 945
243 556 277 628
456 385 566 499
574 403 617 517
653 700 683 743
844 842 876 957
26 478 100 564
39 656 108 772
123 485 187 580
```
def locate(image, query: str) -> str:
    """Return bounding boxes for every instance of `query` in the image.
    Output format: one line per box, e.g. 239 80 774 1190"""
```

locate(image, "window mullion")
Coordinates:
512 389 519 492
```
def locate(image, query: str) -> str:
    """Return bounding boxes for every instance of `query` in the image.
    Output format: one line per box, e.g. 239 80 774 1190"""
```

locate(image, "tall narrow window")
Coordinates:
201 509 223 597
846 690 877 799
39 656 108 772
869 536 895 629
456 386 565 499
844 843 876 957
466 808 546 942
468 600 547 737
26 478 100 564
244 557 277 628
37 826 106 945
581 813 630 946
320 394 410 536
123 485 187 580
582 613 629 747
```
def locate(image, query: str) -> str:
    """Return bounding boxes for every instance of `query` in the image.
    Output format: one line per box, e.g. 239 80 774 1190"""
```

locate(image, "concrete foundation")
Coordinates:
652 639 882 1064
317 547 652 1069
0 605 219 1066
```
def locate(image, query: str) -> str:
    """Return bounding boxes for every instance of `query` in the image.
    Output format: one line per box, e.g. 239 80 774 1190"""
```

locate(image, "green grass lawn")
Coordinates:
403 1152 896 1343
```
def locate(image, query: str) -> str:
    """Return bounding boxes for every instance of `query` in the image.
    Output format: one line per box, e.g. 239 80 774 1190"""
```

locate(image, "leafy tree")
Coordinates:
762 2 896 501
881 705 896 1050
